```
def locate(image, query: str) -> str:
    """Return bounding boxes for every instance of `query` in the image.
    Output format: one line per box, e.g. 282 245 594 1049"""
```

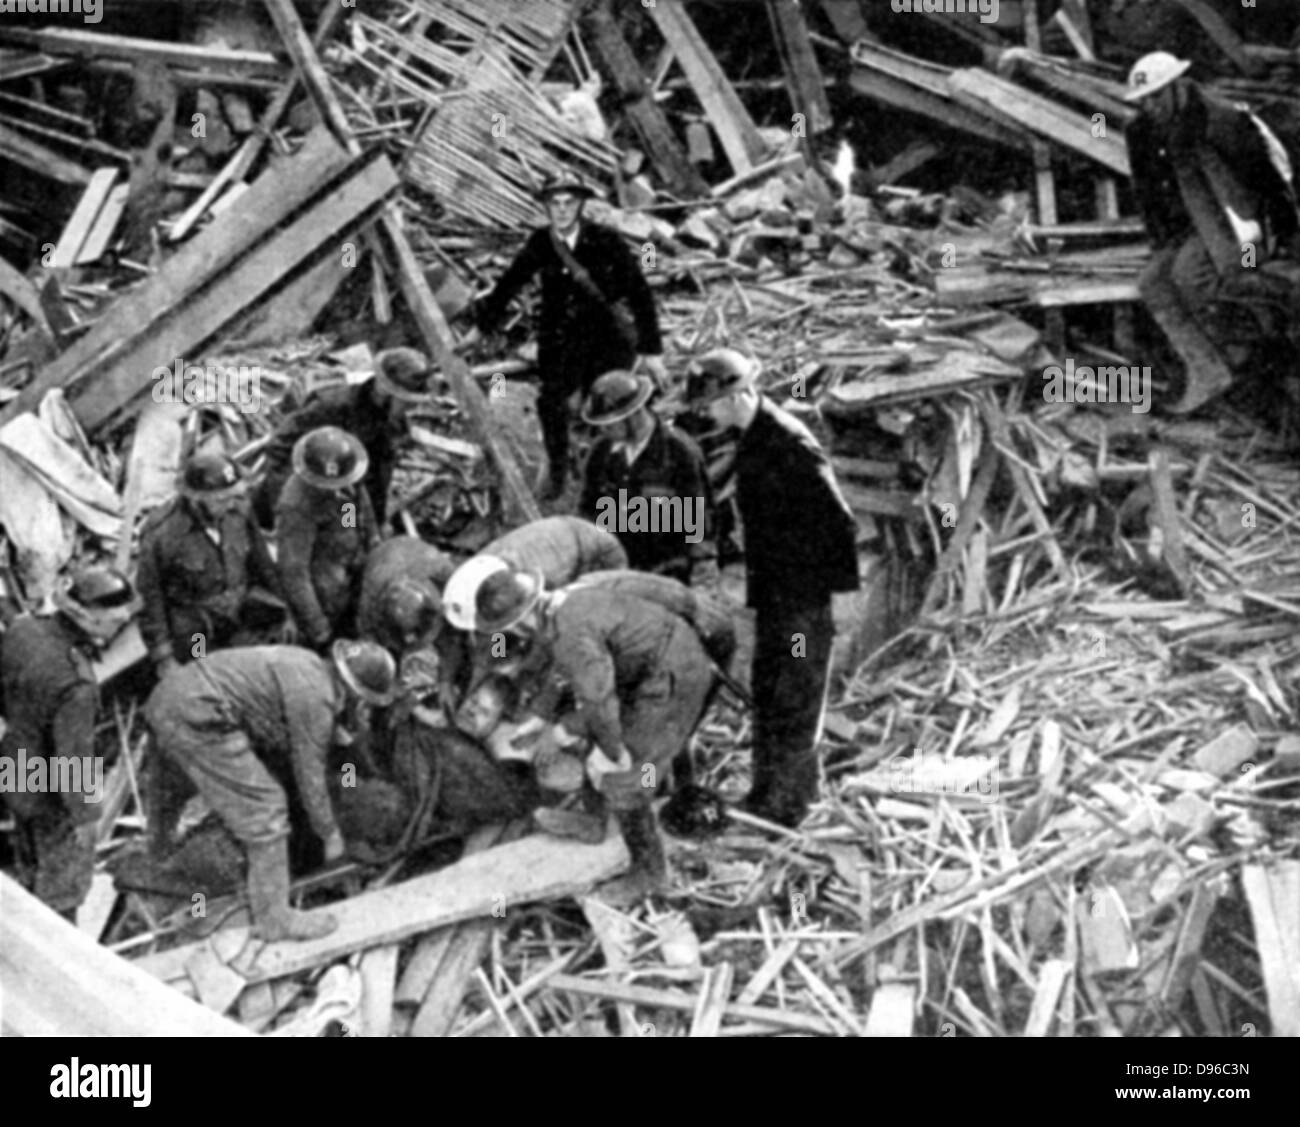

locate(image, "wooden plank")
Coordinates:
409 922 495 1037
766 0 832 136
1241 862 1300 1037
1148 446 1192 597
863 980 917 1037
946 69 1130 177
1171 0 1262 77
75 182 130 265
134 834 628 989
549 972 837 1036
0 872 253 1036
0 118 91 185
648 0 767 175
848 67 1029 153
48 167 118 269
689 961 736 1037
584 0 707 198
0 26 281 80
1022 959 1071 1037
76 872 119 941
0 126 354 428
357 944 400 1038
70 153 399 434
0 254 54 341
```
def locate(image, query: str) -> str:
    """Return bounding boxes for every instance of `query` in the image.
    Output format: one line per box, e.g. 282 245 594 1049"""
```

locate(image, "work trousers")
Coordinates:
9 802 94 915
602 622 714 812
748 594 834 819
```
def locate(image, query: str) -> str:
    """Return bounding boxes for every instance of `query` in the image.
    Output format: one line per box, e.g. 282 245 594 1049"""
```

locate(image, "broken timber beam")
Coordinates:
262 0 541 523
766 0 832 137
134 833 628 989
0 118 91 185
648 0 767 176
584 0 707 199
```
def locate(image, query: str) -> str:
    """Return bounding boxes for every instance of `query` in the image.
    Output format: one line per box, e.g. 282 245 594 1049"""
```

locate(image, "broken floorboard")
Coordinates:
135 833 628 990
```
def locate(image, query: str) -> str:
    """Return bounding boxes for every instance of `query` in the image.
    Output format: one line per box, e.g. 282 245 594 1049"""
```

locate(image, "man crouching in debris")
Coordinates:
689 350 859 828
276 427 380 651
0 567 139 921
145 641 397 941
254 348 437 528
472 567 716 902
1124 51 1300 412
138 451 286 679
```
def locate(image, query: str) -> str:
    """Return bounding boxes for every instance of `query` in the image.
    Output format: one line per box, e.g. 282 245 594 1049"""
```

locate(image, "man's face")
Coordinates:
456 686 506 739
546 191 583 235
704 392 737 430
194 492 243 525
1144 84 1178 128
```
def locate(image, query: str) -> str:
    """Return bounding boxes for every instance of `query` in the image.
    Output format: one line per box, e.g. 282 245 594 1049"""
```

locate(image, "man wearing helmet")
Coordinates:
0 566 139 920
145 640 397 942
470 173 666 499
1124 51 1300 411
137 450 284 680
579 369 714 585
688 349 859 828
275 426 380 650
254 347 437 528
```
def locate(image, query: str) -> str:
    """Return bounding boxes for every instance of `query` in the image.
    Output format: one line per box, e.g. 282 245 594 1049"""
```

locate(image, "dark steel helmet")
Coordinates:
178 450 244 500
474 568 544 634
380 579 442 648
54 565 140 642
292 426 369 491
373 347 436 403
332 638 398 707
686 348 761 406
581 369 655 427
537 170 597 201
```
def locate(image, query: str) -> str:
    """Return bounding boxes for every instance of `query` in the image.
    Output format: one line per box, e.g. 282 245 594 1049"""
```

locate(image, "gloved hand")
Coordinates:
586 743 632 792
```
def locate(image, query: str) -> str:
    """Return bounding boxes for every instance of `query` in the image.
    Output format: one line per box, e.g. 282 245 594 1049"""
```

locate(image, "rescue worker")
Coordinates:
276 427 379 651
470 172 666 498
145 640 397 941
137 450 284 678
356 536 455 652
441 515 627 633
1125 51 1300 411
254 347 436 527
688 349 859 828
474 566 715 902
0 567 139 920
579 370 715 584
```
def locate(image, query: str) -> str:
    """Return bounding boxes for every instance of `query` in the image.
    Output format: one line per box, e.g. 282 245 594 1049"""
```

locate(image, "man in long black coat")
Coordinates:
472 173 665 498
689 350 860 827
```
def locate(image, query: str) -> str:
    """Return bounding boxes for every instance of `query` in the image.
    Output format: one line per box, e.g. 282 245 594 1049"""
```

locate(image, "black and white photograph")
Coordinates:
0 0 1295 1082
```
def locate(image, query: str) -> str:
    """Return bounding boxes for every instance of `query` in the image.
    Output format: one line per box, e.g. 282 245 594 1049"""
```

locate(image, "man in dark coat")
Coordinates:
255 348 436 527
471 173 665 497
0 567 139 920
474 568 715 902
580 370 714 585
146 641 396 941
138 451 283 678
276 427 379 650
689 350 859 827
1125 51 1300 411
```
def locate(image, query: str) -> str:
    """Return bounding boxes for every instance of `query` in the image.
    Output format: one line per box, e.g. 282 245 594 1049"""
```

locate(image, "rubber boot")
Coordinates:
598 806 669 905
246 838 337 942
741 747 819 829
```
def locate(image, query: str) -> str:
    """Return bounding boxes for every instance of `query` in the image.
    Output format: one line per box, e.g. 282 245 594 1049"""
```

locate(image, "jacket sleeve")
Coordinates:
792 445 860 591
277 504 331 645
674 432 715 564
606 230 662 354
552 625 624 755
280 664 340 842
135 523 173 662
245 514 283 598
476 231 546 331
579 442 609 522
51 683 102 823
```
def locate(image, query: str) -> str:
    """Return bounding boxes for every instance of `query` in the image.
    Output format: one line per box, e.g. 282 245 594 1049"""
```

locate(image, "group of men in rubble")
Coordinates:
0 169 861 942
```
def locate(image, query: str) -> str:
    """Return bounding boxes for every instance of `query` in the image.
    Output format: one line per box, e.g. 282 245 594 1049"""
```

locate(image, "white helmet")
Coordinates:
1124 51 1190 103
442 554 509 631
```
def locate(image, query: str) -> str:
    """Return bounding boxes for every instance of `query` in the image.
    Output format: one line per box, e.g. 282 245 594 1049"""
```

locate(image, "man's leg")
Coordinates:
745 596 834 827
27 807 94 922
537 381 572 497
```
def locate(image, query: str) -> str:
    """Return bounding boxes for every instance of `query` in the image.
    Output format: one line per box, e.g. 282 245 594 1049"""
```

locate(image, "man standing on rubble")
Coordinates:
138 451 286 679
276 427 380 651
580 370 715 585
255 348 437 527
473 566 715 902
688 350 859 828
0 567 140 921
145 640 397 941
1124 51 1300 411
469 173 666 499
